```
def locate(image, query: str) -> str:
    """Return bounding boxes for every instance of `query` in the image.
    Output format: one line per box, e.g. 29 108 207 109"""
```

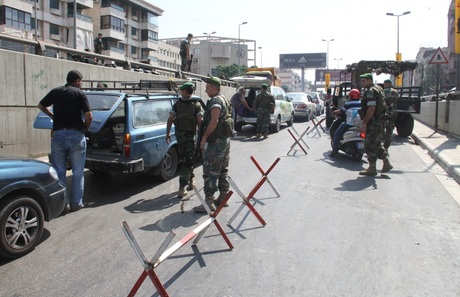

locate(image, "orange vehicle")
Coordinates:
245 67 281 86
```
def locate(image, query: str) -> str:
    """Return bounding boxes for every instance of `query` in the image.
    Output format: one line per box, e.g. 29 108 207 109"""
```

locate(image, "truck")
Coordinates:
245 67 281 86
325 60 421 137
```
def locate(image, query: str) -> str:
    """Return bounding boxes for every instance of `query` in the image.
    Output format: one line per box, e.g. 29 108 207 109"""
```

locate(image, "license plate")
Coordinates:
356 142 364 149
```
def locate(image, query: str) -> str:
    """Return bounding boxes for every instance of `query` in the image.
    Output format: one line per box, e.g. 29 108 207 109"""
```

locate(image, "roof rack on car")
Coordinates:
81 79 189 95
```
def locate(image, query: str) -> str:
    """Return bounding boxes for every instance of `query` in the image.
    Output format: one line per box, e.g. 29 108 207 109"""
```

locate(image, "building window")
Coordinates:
141 29 157 41
0 6 31 30
131 45 137 55
49 23 59 35
101 15 125 32
50 0 59 10
141 11 158 26
131 27 137 36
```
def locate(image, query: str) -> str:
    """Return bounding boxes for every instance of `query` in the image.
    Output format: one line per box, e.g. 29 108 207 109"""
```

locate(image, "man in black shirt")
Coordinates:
38 70 92 212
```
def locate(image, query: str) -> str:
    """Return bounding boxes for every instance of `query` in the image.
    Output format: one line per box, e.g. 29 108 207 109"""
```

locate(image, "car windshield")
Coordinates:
308 93 318 99
287 93 306 101
87 94 120 111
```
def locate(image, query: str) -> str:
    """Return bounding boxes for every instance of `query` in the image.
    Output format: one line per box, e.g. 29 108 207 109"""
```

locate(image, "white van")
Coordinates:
231 75 294 133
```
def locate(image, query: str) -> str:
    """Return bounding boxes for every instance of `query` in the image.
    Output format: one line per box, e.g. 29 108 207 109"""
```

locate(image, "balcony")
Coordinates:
66 12 93 31
64 0 93 9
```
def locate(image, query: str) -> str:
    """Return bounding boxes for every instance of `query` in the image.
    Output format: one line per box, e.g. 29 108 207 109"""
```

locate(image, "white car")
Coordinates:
286 92 317 121
307 91 325 116
231 75 294 133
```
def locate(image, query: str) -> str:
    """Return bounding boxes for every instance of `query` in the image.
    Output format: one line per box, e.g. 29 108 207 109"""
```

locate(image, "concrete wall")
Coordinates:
0 49 237 158
413 101 460 136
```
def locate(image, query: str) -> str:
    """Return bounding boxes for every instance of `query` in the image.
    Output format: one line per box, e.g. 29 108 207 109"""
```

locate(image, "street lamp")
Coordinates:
386 11 411 87
238 21 247 75
258 46 263 67
334 57 343 69
322 38 334 69
203 31 216 75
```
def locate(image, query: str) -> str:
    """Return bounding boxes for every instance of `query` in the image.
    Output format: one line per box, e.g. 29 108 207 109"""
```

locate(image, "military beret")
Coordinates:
179 82 194 90
206 76 221 86
384 79 392 84
360 73 373 80
261 83 269 89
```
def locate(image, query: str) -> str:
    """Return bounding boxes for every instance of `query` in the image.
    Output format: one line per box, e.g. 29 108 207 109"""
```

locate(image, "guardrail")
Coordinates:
0 33 236 87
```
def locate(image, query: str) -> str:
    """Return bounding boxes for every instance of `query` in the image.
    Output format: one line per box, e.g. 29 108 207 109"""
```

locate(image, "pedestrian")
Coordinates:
230 87 251 125
253 83 275 139
165 82 204 199
329 88 362 157
383 79 399 152
180 33 193 77
193 77 233 213
37 70 93 211
358 73 392 176
94 33 103 54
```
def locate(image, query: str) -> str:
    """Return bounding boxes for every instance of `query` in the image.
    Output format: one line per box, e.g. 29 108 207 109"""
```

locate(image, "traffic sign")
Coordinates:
429 47 448 65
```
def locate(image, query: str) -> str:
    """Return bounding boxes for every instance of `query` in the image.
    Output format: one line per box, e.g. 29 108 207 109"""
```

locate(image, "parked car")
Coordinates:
231 75 294 133
286 92 317 121
34 79 205 181
0 156 66 259
307 91 325 116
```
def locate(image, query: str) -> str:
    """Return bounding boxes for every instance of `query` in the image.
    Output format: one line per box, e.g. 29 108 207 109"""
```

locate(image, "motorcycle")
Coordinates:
329 114 365 161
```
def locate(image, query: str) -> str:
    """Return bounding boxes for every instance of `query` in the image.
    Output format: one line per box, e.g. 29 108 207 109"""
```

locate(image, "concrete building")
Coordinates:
160 35 256 76
277 68 303 92
0 0 164 64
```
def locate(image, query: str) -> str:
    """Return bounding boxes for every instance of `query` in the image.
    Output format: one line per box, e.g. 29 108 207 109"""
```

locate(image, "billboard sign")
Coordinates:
279 53 326 69
315 69 351 82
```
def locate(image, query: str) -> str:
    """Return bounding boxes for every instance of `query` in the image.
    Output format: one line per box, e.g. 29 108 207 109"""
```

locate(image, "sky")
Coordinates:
148 0 451 80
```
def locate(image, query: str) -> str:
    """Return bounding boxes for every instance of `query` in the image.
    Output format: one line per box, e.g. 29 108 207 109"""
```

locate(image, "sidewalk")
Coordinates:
411 119 460 185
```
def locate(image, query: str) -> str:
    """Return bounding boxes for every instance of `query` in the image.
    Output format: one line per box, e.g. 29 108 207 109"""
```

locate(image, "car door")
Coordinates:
129 97 176 168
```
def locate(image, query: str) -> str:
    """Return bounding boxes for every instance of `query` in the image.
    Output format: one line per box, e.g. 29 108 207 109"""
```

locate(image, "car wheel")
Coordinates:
270 116 281 133
155 146 178 181
0 196 45 259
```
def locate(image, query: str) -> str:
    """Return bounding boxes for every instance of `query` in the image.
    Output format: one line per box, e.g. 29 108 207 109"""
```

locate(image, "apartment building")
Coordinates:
0 0 165 65
277 68 303 92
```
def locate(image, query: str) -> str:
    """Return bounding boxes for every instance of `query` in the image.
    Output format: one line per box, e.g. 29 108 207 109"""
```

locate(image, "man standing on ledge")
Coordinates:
359 73 392 176
194 77 233 213
38 70 92 211
180 33 193 78
253 83 275 139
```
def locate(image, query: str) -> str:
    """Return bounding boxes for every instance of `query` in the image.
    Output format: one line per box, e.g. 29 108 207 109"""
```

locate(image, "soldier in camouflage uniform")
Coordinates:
359 73 392 176
253 83 275 139
166 82 203 199
194 77 233 213
383 79 399 152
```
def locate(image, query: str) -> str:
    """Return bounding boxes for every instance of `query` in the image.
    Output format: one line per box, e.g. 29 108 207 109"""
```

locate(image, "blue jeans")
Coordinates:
51 130 86 208
332 123 351 152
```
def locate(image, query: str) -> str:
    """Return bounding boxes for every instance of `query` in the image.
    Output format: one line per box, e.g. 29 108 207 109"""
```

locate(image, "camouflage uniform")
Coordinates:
361 84 388 163
179 38 190 72
171 98 203 188
203 93 233 197
383 87 399 149
254 90 275 135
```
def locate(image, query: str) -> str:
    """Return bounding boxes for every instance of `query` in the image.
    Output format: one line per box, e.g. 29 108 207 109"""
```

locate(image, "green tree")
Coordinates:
215 64 248 79
422 64 446 95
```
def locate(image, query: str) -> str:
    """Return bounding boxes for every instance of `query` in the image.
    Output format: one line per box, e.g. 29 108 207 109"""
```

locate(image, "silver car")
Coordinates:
307 91 325 116
287 92 317 121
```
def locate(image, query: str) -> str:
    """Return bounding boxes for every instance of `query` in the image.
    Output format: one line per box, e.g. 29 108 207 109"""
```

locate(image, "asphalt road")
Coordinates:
1 118 459 297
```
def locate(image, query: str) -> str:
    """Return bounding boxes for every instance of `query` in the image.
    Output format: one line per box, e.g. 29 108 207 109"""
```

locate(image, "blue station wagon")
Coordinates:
34 80 201 181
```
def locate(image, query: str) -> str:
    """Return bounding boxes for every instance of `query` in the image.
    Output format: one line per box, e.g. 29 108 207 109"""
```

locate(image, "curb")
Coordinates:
411 132 460 185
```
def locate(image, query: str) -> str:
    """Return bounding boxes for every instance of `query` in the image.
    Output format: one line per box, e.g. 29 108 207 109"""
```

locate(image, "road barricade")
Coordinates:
122 190 233 297
227 156 280 227
307 116 326 137
287 126 309 155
